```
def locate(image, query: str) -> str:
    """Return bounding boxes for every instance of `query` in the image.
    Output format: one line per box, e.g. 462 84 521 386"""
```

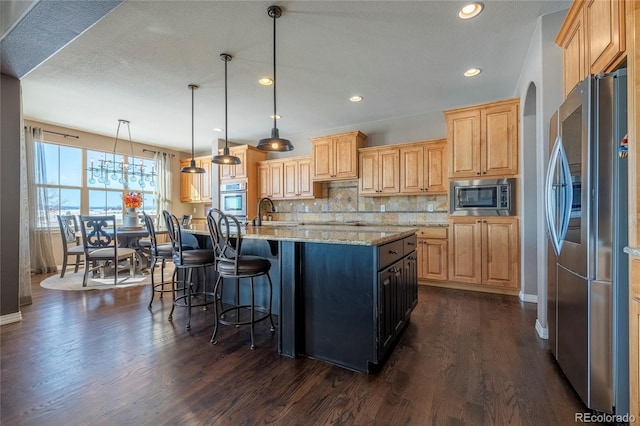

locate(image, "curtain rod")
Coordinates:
43 130 79 139
142 148 175 157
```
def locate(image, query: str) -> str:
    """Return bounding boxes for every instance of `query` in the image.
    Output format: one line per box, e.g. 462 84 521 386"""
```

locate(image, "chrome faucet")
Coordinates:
255 197 276 226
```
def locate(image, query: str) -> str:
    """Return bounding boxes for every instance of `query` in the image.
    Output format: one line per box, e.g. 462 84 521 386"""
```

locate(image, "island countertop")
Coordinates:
182 223 418 246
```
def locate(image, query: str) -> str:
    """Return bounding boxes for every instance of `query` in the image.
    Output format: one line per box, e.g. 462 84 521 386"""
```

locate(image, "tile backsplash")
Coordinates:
269 180 448 225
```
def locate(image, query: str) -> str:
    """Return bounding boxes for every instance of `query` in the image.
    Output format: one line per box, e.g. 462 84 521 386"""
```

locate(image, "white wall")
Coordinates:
514 9 567 338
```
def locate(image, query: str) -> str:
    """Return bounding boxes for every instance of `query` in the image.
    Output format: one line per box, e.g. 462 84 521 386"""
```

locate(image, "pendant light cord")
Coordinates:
191 86 195 160
225 56 228 147
272 9 277 130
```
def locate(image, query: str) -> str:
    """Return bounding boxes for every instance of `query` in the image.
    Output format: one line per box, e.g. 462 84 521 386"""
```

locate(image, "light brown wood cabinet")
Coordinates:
180 156 212 203
259 156 320 200
557 0 626 97
311 131 367 181
449 217 519 289
444 98 519 178
219 147 247 180
399 139 447 194
359 147 400 195
416 227 448 282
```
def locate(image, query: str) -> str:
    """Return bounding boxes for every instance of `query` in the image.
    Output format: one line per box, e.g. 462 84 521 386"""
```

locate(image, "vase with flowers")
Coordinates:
122 192 142 228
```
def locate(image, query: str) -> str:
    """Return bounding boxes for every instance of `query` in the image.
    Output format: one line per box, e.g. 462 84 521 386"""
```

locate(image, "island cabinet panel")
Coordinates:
311 130 367 181
279 232 417 373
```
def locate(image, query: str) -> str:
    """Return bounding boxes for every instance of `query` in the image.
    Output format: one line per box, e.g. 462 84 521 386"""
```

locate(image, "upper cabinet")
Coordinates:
557 0 626 97
258 155 320 200
311 131 367 181
218 145 268 183
444 98 519 179
399 139 447 194
180 156 212 203
359 146 400 196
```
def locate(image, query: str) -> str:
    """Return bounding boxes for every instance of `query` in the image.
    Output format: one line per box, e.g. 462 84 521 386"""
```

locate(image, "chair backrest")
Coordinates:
78 215 118 257
163 210 186 265
207 209 241 273
141 211 159 249
57 215 79 246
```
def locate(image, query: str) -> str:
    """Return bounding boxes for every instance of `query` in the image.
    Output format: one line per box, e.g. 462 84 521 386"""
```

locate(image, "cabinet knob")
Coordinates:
476 172 481 175
477 220 481 223
482 171 487 175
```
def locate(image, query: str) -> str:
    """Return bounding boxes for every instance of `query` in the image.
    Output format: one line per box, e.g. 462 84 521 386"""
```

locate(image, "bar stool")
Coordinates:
142 211 176 308
207 208 275 349
163 210 216 329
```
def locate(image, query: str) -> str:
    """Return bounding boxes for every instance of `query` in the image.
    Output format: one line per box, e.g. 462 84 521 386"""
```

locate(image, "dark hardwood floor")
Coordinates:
1 275 595 425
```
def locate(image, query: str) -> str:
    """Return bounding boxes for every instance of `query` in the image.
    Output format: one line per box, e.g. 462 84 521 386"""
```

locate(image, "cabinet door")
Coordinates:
334 136 359 179
378 266 396 357
312 138 333 180
482 103 518 176
378 148 400 194
586 0 625 74
198 159 212 202
449 218 482 284
297 158 318 198
403 252 418 318
424 142 447 192
270 162 284 199
359 150 378 194
447 109 481 178
482 217 519 288
423 239 448 281
283 160 298 198
180 160 197 202
562 7 587 97
400 145 424 193
219 149 247 180
258 163 271 198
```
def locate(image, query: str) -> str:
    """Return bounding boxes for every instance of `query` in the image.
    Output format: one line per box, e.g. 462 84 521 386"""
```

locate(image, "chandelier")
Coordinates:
87 119 156 188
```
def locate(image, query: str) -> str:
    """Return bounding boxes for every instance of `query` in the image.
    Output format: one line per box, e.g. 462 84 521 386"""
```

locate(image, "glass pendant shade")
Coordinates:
212 53 242 165
181 84 206 174
258 5 294 152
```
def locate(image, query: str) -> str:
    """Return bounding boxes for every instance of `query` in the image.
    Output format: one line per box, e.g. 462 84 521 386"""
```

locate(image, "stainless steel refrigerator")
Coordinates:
546 70 629 414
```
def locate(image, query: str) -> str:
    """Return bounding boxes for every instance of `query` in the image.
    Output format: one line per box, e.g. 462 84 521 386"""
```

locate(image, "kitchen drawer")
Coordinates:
378 239 404 270
403 234 417 255
416 227 447 239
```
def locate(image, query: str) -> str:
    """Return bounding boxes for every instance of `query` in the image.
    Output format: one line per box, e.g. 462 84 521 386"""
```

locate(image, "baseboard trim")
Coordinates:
519 291 538 304
535 319 549 339
419 280 519 297
0 311 22 326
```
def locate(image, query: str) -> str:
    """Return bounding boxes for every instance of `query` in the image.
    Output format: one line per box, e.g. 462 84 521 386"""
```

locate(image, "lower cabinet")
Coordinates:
416 227 448 282
449 217 519 290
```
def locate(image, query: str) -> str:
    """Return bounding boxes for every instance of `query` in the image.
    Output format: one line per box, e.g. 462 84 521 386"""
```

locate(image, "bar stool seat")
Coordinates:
207 208 275 349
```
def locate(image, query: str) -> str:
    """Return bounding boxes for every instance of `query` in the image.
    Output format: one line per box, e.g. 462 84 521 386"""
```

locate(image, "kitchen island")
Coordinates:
184 223 418 373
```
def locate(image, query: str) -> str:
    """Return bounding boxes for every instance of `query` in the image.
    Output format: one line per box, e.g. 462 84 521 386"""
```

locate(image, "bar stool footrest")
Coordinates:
217 305 272 327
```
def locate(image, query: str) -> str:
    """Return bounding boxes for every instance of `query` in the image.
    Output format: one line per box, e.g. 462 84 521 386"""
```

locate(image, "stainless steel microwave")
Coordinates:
450 178 516 216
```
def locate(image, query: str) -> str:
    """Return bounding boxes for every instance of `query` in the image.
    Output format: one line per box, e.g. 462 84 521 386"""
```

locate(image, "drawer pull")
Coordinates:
389 250 398 255
407 242 415 246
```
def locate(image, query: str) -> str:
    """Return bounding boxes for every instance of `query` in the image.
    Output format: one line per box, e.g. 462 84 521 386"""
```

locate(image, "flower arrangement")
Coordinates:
122 192 142 209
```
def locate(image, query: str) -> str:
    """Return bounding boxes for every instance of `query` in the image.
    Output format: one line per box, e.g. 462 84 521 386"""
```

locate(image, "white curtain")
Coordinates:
19 127 32 305
25 126 57 276
155 152 172 222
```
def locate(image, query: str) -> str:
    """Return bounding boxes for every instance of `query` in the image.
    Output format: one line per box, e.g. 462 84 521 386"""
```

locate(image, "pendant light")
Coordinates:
212 54 241 165
181 84 206 174
257 5 294 152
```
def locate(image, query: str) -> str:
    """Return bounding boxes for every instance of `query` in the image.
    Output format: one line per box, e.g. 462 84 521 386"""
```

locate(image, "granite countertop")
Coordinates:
182 222 418 246
624 246 640 257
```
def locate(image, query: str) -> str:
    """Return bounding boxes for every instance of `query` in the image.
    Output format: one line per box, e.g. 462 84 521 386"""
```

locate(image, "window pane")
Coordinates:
37 143 59 185
142 193 156 216
126 157 157 191
60 188 81 217
59 146 82 186
89 190 124 223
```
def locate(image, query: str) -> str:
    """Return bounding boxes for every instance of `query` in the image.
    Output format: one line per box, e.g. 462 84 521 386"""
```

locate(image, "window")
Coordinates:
35 141 158 228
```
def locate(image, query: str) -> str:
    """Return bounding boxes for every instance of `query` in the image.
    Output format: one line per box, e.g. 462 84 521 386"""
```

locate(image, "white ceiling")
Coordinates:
19 0 570 154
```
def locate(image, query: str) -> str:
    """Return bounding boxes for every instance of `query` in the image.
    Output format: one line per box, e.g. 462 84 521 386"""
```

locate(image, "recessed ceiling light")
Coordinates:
350 95 363 102
458 3 484 19
270 114 281 119
259 78 273 86
213 128 223 132
464 68 482 77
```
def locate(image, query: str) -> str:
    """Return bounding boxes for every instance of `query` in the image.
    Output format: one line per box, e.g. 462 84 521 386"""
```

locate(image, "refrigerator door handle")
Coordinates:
546 136 573 256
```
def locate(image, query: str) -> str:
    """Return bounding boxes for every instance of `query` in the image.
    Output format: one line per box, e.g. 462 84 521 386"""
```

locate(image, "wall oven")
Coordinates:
219 182 247 220
450 178 516 216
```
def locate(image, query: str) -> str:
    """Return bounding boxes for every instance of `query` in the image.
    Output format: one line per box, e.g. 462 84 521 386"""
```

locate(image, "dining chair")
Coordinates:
207 208 275 349
142 211 176 308
163 210 216 329
78 215 137 286
56 214 86 278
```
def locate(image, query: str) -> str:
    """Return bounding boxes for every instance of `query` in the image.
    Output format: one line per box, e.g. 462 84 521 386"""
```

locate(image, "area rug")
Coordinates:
40 267 174 291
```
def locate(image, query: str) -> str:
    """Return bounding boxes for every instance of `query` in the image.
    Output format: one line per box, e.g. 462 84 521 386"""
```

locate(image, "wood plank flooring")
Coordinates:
1 275 596 425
